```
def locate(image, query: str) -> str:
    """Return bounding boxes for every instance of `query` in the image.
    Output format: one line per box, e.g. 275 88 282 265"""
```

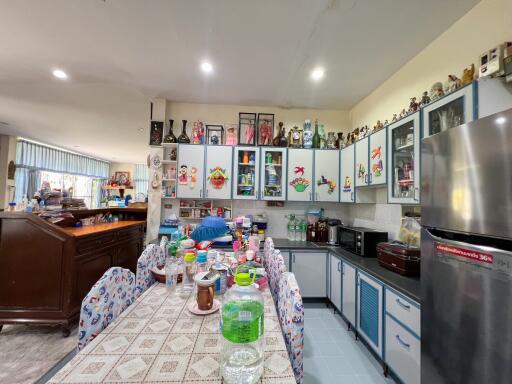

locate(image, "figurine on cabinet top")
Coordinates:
192 121 201 144
391 114 398 122
225 124 238 146
408 97 419 113
419 91 431 107
399 108 408 119
384 119 389 126
290 125 303 147
374 120 384 132
359 126 368 138
429 82 444 101
258 119 272 146
337 132 345 149
273 122 288 147
444 74 461 94
461 63 475 86
327 132 337 149
352 127 360 142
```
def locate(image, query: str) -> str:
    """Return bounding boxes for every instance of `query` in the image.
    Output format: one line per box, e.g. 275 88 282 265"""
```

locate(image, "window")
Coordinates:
39 171 98 208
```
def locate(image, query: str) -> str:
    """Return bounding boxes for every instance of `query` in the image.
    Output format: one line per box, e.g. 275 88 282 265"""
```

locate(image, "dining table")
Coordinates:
48 282 296 383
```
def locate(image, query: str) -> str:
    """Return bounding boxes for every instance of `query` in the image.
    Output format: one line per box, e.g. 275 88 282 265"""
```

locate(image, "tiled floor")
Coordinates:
303 302 396 384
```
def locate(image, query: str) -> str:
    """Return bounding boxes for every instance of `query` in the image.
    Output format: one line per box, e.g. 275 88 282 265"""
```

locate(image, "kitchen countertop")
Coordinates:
60 220 146 237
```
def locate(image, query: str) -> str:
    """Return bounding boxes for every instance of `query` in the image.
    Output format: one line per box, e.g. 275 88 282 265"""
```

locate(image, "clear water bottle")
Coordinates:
221 269 264 384
179 252 196 298
165 255 178 294
299 219 307 242
196 250 208 274
287 214 296 241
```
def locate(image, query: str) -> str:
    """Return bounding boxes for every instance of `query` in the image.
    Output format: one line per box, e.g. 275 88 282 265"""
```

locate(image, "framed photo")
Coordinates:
115 171 130 186
206 125 224 145
149 121 164 146
257 113 274 146
238 112 257 145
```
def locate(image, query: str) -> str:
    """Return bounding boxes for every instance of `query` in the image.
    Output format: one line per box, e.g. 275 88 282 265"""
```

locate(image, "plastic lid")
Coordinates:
196 251 207 263
184 252 196 262
234 272 252 286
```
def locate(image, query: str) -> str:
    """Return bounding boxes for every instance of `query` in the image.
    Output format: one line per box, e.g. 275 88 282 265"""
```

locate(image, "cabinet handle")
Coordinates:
396 298 411 311
309 192 312 201
337 261 341 272
315 192 319 201
414 187 419 201
199 189 203 198
293 254 296 263
369 174 372 184
342 264 345 275
364 174 368 183
351 192 354 201
395 334 410 349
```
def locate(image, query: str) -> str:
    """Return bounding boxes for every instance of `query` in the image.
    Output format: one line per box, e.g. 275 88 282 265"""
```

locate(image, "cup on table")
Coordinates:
194 272 218 310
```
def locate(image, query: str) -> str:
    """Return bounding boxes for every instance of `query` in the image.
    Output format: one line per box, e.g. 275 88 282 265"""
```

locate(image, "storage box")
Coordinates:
377 242 420 276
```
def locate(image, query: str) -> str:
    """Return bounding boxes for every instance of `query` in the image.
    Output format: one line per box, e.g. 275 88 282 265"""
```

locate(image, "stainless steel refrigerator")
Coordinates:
421 108 512 384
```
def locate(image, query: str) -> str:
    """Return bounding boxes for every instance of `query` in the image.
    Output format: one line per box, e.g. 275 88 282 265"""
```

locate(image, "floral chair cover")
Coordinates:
278 272 304 384
268 249 287 301
78 267 135 351
263 237 275 269
135 244 165 298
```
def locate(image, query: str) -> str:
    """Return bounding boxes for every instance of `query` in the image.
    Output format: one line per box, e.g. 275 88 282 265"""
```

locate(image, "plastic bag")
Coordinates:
398 216 421 248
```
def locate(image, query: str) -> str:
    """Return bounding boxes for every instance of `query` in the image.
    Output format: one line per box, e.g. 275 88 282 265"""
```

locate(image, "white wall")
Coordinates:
350 0 512 128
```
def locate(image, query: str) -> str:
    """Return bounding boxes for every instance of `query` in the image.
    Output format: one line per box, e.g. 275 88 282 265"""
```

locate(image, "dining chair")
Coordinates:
263 237 275 268
77 267 135 351
134 244 165 298
269 249 287 301
278 272 304 384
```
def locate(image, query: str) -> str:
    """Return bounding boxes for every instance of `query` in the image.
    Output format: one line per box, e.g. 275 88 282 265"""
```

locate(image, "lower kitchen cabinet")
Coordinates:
357 272 383 357
290 252 327 298
342 261 357 326
328 254 342 312
385 314 420 384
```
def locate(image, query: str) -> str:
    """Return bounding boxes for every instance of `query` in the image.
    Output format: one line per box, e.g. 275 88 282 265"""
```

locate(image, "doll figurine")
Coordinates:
226 126 237 145
259 120 272 145
179 165 188 185
392 113 398 122
192 122 201 144
384 119 389 126
337 132 345 148
444 75 461 94
429 82 444 101
245 124 255 144
419 91 431 107
399 108 408 119
198 121 205 144
408 97 419 113
461 63 475 86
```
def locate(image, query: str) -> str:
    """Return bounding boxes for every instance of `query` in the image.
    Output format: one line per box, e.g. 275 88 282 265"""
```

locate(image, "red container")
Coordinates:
377 242 420 276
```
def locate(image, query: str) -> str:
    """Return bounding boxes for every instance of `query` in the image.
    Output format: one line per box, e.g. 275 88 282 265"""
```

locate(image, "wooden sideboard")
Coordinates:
0 212 145 336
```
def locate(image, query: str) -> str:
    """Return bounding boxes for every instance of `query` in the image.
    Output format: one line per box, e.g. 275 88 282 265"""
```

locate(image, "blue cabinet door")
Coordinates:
357 272 383 357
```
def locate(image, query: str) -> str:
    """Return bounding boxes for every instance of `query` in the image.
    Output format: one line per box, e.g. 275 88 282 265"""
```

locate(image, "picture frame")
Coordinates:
206 125 224 145
257 113 274 146
114 171 131 186
149 121 164 146
238 112 257 145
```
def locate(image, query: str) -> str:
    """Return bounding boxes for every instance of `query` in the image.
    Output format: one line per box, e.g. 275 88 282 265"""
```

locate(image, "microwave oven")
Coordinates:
337 226 388 257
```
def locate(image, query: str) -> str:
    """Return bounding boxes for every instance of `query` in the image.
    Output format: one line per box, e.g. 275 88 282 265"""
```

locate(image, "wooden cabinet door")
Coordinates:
355 137 369 187
342 262 356 326
261 148 287 201
114 239 142 274
75 250 113 305
340 145 355 202
177 144 205 199
369 128 387 186
287 148 313 202
329 254 342 312
314 150 339 202
205 145 233 200
291 252 327 298
233 146 260 200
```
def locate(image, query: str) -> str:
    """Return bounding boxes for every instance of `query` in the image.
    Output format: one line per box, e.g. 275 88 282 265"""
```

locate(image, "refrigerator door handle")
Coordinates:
425 228 512 257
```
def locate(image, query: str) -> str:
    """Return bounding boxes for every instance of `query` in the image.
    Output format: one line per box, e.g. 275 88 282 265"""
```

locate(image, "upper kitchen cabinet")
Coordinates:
314 150 339 202
205 145 233 200
387 112 420 204
355 136 369 187
368 128 387 186
422 82 476 139
177 144 205 199
340 145 355 203
233 146 260 200
260 148 287 201
287 148 314 202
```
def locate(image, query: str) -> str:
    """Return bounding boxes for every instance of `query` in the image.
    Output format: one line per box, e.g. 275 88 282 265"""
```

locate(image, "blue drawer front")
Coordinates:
360 279 379 346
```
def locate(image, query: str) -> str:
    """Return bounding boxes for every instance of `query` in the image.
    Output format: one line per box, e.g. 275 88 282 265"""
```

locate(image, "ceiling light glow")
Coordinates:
200 61 213 74
496 117 506 124
52 69 68 79
311 67 325 81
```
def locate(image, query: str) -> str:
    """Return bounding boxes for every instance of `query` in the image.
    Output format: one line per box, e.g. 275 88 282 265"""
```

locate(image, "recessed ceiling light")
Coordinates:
52 69 68 79
496 117 506 124
200 61 213 74
310 67 325 82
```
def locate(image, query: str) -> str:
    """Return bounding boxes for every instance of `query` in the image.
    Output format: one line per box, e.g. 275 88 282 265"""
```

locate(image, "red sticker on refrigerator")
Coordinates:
436 243 494 264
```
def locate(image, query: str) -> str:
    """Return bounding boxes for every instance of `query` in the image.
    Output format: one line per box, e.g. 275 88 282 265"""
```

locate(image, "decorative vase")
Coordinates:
312 119 320 149
303 120 313 149
178 120 190 143
163 119 177 143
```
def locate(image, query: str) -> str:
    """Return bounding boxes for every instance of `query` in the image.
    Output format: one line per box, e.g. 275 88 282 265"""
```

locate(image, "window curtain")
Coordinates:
134 163 149 198
14 140 110 202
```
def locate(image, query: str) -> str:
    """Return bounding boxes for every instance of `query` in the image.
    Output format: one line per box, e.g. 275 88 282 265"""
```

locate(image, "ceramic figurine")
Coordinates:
337 132 345 148
399 108 408 119
192 122 201 144
326 132 337 149
273 122 288 147
290 125 303 147
353 127 360 142
392 113 398 122
245 123 255 144
346 133 353 146
198 121 205 144
384 119 389 126
444 74 461 94
258 119 272 145
303 120 313 148
429 82 444 101
210 132 219 145
319 125 327 149
419 91 431 107
408 97 419 113
375 120 384 132
461 63 475 86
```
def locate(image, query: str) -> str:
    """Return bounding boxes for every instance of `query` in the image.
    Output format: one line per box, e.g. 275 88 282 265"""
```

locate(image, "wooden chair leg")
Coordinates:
62 324 71 337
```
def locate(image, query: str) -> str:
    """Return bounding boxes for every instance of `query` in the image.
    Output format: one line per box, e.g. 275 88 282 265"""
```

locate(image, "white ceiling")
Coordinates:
0 0 479 162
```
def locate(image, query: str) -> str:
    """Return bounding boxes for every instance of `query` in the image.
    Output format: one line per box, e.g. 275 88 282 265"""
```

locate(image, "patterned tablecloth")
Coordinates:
49 283 295 383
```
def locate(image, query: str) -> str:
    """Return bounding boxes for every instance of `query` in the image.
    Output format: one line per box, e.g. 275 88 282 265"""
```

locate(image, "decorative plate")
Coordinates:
151 154 162 169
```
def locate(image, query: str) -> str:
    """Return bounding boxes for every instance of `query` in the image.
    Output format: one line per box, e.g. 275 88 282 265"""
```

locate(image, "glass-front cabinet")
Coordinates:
422 82 476 138
232 146 260 200
387 112 420 204
260 148 287 201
